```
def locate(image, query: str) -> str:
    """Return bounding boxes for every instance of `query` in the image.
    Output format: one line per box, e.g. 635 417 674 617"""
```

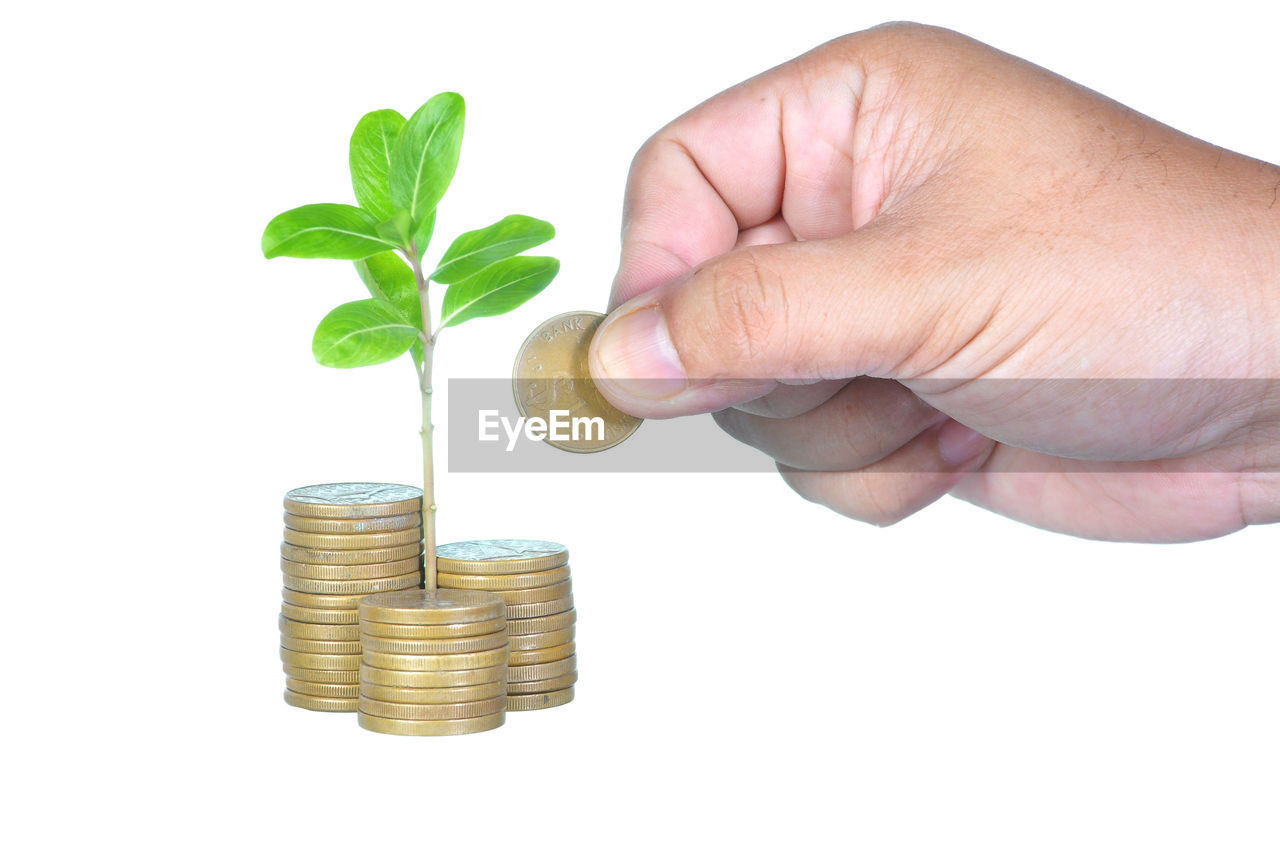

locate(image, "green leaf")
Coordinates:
439 256 559 329
313 299 418 368
354 252 422 331
413 209 437 258
390 93 465 226
431 215 555 284
263 204 397 260
376 211 413 248
351 254 422 370
349 109 405 221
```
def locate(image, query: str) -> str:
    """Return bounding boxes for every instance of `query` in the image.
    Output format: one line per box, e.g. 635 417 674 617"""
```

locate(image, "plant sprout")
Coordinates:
262 92 559 590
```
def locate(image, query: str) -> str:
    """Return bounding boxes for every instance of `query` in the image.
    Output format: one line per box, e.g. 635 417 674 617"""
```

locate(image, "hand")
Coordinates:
586 23 1280 541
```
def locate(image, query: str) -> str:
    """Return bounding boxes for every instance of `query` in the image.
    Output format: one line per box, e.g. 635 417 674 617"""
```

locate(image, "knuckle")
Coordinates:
710 408 746 441
695 250 788 369
621 136 673 228
629 130 672 174
780 466 913 527
777 464 821 503
845 476 912 527
858 492 909 528
863 21 963 51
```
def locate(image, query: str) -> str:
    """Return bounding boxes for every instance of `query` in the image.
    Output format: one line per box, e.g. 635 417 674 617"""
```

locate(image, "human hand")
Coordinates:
586 23 1280 541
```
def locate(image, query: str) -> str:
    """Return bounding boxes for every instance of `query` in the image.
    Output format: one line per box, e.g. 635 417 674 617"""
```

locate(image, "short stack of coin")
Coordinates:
357 589 509 735
279 483 424 712
437 540 576 711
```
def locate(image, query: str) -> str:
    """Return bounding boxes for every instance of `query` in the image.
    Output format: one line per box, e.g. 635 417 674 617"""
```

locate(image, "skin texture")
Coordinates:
586 23 1280 542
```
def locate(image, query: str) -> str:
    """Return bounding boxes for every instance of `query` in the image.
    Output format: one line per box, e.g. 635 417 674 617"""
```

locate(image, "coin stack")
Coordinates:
279 483 425 712
436 540 576 711
357 588 510 735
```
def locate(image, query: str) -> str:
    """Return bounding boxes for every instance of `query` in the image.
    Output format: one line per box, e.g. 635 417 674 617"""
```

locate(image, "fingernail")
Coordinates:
593 306 689 399
937 419 990 466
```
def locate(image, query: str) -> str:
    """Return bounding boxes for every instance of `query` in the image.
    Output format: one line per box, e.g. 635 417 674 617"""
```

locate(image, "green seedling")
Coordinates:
262 92 559 589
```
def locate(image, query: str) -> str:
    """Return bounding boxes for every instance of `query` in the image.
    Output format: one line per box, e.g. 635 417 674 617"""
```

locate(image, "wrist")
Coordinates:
1240 218 1280 522
1250 238 1280 441
1250 168 1280 381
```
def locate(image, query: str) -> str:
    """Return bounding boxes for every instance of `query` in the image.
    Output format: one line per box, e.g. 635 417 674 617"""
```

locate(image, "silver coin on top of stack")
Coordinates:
436 540 576 711
357 588 509 735
279 483 423 712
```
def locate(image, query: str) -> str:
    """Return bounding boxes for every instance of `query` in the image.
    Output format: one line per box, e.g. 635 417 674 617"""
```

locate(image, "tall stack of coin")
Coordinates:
357 589 509 735
280 483 424 712
436 540 576 711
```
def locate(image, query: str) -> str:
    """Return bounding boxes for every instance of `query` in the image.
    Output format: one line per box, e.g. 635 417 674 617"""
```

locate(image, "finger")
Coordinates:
609 35 867 308
734 215 796 250
730 378 849 419
777 419 995 526
609 136 740 310
720 220 807 421
713 378 946 470
949 444 1248 542
590 208 988 419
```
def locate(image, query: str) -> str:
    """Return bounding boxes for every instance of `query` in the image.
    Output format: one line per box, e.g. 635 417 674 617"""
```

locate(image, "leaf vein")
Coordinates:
436 237 537 275
319 322 417 356
410 121 444 220
438 269 545 327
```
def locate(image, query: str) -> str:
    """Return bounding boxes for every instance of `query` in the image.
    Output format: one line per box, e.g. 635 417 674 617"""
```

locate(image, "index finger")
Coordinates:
609 36 867 309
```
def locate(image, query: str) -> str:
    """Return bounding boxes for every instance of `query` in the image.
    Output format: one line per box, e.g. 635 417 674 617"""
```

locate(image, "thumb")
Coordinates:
587 221 953 418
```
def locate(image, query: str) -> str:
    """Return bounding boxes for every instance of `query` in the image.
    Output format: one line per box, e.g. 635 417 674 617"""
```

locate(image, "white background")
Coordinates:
4 1 1277 847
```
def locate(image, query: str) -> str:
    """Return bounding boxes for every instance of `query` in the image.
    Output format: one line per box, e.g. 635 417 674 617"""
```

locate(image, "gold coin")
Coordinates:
358 680 505 705
358 694 507 720
280 603 360 625
284 483 422 519
282 665 360 684
436 540 569 575
506 670 579 694
359 588 505 625
280 635 362 654
359 618 505 639
284 511 421 533
357 711 504 736
506 655 576 683
279 647 361 670
280 541 422 565
284 690 358 712
506 596 574 619
436 565 570 590
508 641 575 666
492 580 571 605
281 589 365 609
280 556 421 580
507 608 577 636
281 571 421 595
278 616 360 641
508 627 574 651
513 311 642 452
361 664 504 688
363 646 509 672
285 679 360 698
282 527 423 550
359 631 508 655
506 687 575 712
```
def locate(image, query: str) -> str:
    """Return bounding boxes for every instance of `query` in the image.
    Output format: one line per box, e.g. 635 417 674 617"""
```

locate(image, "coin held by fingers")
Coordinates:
513 311 643 453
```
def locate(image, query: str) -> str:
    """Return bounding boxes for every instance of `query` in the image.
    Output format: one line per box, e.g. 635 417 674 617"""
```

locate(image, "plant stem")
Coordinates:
409 248 438 592
420 346 437 592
